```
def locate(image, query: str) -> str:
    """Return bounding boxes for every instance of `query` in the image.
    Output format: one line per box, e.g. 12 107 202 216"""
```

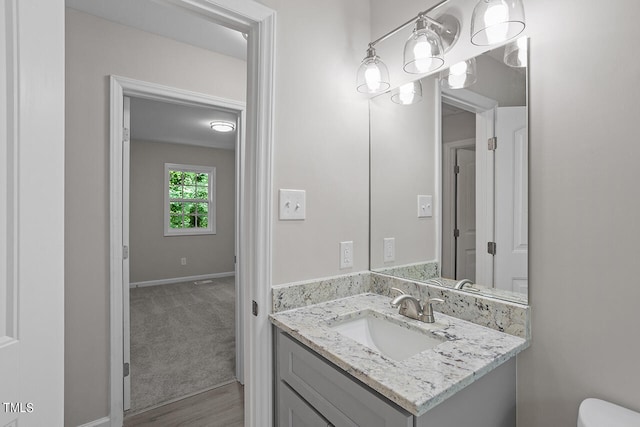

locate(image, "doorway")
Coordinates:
124 95 242 413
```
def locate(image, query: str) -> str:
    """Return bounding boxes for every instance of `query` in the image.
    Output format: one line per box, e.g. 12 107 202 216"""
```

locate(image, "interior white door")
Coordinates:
0 0 65 425
455 148 476 281
123 96 132 411
494 107 528 293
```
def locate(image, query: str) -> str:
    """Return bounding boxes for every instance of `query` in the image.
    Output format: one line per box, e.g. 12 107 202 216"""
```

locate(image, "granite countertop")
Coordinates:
270 293 528 416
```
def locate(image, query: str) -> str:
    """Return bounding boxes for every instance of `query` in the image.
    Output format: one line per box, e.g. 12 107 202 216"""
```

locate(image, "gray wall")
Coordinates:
442 110 475 143
260 0 371 284
519 1 640 425
65 9 245 426
369 77 439 268
130 140 235 283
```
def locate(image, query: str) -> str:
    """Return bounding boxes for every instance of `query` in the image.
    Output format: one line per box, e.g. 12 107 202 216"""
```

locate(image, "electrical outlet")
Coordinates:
340 241 353 269
181 257 187 265
383 237 395 262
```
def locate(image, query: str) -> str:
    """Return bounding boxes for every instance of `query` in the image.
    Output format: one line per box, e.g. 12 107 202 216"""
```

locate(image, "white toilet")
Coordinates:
578 398 640 427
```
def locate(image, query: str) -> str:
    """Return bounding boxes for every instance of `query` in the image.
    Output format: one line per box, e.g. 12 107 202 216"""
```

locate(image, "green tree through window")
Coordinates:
165 164 215 235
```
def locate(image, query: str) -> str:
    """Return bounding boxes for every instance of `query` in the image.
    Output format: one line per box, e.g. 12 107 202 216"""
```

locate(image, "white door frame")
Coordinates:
109 1 275 425
441 88 497 285
114 79 247 412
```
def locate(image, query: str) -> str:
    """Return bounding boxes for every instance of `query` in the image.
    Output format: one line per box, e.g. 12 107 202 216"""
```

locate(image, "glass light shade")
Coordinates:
503 36 527 67
440 58 477 89
391 81 423 105
210 120 236 132
470 0 525 46
403 18 445 74
356 49 391 94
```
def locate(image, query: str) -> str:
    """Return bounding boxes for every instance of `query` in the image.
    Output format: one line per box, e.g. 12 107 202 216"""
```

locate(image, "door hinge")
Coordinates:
252 300 258 316
123 127 130 143
234 255 237 264
123 362 130 377
488 137 497 151
454 229 460 238
487 241 497 255
123 245 129 260
454 165 460 174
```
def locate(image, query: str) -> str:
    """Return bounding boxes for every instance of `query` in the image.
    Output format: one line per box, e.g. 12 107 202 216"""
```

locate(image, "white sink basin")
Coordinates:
330 311 446 362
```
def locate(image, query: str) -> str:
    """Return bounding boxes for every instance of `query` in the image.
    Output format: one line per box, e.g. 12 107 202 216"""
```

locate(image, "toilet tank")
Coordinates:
578 398 640 427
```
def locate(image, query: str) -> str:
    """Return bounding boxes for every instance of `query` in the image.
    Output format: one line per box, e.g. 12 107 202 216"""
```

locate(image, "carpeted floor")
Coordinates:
128 276 236 413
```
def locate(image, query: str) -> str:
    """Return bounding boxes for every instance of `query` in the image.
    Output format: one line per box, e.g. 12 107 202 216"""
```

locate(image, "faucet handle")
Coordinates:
390 287 405 296
420 297 444 323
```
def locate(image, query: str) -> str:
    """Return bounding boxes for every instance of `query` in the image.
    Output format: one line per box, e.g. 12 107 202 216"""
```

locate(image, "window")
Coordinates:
164 163 215 236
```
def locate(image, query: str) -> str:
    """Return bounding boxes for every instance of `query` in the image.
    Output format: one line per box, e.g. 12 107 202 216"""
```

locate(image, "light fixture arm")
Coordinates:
368 0 450 49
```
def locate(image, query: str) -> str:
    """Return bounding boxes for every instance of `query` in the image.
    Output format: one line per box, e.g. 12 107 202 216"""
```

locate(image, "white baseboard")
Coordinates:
130 272 234 288
77 416 110 427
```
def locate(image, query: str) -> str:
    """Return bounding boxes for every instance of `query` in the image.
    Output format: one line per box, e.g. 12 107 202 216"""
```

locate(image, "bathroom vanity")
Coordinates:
271 293 527 427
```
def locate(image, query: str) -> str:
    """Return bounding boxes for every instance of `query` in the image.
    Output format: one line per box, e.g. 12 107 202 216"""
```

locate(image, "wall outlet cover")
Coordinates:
383 237 395 262
340 241 353 269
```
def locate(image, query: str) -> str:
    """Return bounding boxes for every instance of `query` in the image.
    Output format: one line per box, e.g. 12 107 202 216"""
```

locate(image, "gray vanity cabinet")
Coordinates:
275 328 412 427
275 327 517 427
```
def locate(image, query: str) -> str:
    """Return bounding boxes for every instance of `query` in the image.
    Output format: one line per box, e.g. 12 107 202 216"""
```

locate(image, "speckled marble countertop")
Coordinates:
270 293 528 416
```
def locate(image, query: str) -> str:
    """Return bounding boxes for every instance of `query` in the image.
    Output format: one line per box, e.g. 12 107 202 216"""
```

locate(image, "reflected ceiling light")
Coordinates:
210 120 236 132
391 81 423 105
356 47 391 94
503 36 527 67
355 0 460 93
471 0 525 46
440 58 477 89
403 16 444 74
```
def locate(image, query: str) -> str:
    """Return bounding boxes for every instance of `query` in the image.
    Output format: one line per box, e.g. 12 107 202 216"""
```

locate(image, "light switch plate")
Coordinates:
417 195 433 218
383 237 395 262
279 189 306 220
340 241 353 269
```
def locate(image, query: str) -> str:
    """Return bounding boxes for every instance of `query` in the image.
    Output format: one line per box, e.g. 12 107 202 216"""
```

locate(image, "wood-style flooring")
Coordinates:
124 381 244 427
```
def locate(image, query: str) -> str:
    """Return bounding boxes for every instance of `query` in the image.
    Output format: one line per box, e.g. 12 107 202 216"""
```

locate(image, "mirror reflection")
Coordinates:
369 39 528 303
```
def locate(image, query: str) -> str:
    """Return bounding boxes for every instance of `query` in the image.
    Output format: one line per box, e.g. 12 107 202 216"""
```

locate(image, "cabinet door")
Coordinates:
279 381 332 427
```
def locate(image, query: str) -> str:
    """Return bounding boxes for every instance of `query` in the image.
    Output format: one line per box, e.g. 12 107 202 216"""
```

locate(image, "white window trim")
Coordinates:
163 162 216 236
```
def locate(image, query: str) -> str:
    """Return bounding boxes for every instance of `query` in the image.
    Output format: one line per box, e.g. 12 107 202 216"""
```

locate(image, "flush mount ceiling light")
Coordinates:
356 47 391 94
471 0 525 46
356 0 460 93
210 120 236 133
440 58 477 89
503 36 527 67
391 81 423 105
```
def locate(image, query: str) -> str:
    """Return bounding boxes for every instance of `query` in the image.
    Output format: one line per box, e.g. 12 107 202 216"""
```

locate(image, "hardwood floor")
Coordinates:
124 381 244 427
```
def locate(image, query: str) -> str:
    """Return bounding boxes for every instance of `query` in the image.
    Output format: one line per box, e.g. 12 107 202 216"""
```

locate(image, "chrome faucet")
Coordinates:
390 288 444 323
454 279 474 290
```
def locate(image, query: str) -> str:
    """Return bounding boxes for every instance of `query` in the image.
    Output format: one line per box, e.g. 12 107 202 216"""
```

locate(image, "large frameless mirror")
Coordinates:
369 38 528 304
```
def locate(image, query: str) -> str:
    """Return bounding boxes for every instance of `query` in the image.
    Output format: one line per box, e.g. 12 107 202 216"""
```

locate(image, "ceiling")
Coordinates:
66 0 247 60
130 98 238 150
66 0 244 150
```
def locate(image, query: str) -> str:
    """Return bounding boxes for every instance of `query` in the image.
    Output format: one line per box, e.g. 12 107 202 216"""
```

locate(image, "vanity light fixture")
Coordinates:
470 0 526 46
210 120 236 133
356 0 459 93
403 15 444 74
440 58 477 89
356 47 391 94
503 36 527 67
391 81 423 105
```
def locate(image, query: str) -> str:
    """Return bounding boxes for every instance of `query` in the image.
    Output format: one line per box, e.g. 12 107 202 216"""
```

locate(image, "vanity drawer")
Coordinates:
276 330 412 427
278 380 333 427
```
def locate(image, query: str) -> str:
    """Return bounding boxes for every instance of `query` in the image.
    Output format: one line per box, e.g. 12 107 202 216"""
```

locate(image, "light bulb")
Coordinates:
450 61 468 75
516 36 527 66
412 41 433 73
484 2 509 44
398 83 416 104
364 63 382 92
